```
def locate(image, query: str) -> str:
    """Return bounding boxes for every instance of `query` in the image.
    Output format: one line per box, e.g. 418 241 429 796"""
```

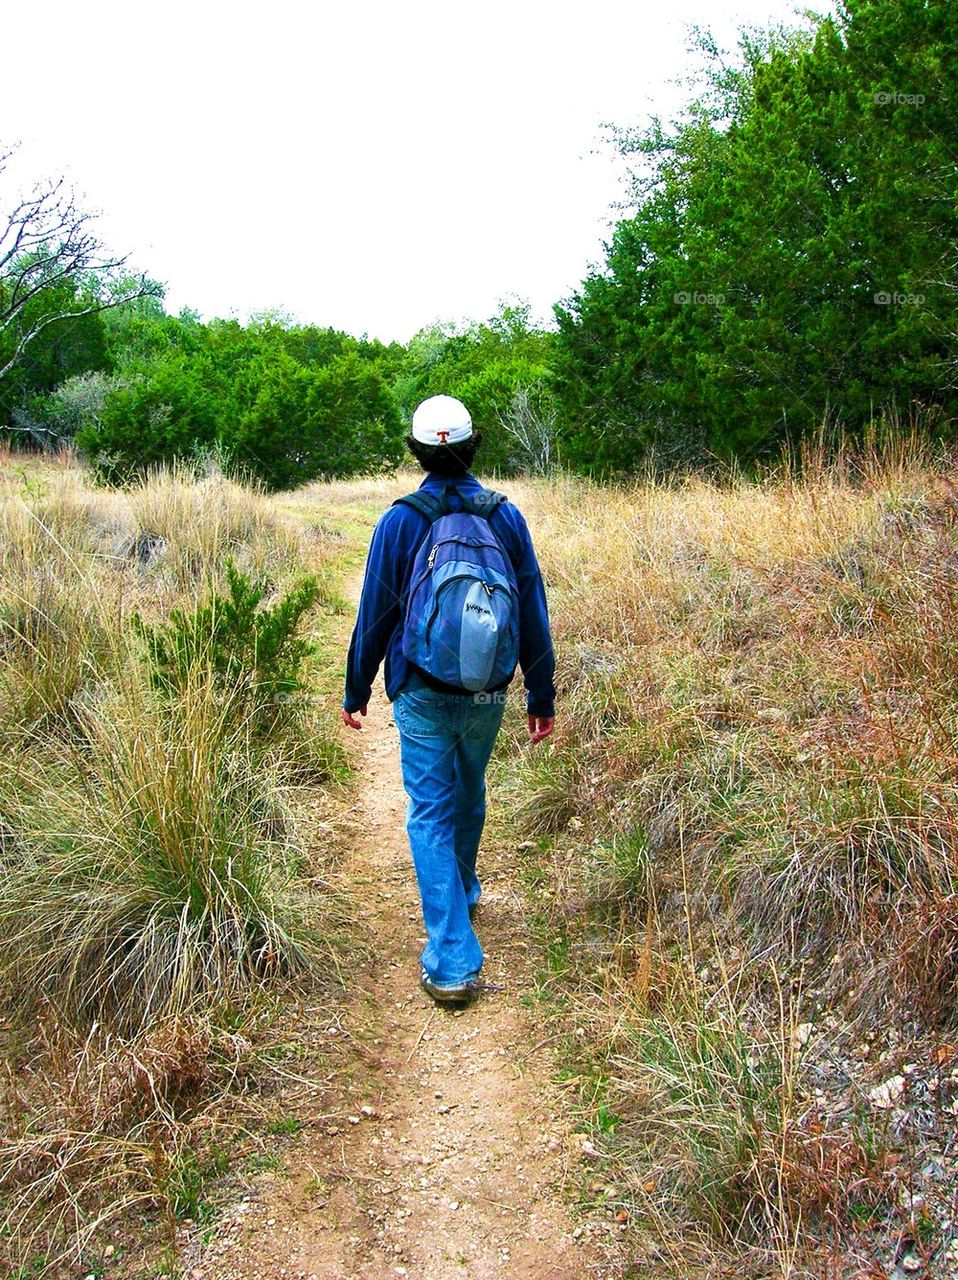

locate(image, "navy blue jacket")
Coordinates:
344 472 556 718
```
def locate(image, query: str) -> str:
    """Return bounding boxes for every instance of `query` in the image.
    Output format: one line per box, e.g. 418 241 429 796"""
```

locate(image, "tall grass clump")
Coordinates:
614 974 801 1245
121 462 318 592
0 669 313 1037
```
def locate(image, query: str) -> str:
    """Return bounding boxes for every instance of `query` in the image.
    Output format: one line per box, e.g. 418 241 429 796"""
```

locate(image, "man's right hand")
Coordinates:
342 705 367 730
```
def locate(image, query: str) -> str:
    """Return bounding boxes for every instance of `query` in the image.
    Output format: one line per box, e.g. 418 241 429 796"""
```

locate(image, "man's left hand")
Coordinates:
342 705 368 730
528 715 555 744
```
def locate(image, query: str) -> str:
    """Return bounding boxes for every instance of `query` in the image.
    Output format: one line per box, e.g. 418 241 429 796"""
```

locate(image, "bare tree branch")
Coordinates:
497 381 559 475
0 143 163 388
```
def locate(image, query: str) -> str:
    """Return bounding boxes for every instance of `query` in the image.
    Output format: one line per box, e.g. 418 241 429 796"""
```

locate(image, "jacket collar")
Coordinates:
418 471 481 494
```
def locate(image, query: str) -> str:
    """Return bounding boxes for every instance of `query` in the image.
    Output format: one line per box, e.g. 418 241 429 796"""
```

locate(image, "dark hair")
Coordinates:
406 431 483 476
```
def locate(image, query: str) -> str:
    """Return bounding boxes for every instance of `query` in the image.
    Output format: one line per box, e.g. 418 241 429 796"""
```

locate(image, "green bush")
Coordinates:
221 349 404 491
76 356 219 482
134 559 319 735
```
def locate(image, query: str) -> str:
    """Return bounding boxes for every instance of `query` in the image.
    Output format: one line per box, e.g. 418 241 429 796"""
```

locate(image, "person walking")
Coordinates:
341 394 556 1004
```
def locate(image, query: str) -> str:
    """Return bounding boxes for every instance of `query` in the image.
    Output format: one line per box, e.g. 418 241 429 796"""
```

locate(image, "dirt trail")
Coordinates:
188 570 614 1279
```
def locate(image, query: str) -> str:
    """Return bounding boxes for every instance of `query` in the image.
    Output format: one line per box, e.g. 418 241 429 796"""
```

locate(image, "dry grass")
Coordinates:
0 456 349 1275
7 444 958 1275
506 445 958 1001
493 438 958 1273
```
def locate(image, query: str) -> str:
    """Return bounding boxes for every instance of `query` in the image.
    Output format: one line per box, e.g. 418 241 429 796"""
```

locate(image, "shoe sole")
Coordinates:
420 975 476 1003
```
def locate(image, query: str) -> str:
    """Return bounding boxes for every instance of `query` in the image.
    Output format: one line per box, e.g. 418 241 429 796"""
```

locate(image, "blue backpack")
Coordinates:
394 486 520 693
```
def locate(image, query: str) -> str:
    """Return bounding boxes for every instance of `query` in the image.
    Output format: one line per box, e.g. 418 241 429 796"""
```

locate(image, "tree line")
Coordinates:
1 0 955 487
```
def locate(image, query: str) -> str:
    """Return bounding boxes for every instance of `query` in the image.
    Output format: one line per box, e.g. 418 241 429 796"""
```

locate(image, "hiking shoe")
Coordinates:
420 970 479 1004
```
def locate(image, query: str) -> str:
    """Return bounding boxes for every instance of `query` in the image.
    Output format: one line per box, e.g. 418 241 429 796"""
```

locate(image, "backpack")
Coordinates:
393 486 520 693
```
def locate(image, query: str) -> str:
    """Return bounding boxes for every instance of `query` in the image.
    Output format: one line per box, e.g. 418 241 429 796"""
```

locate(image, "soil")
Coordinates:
186 580 615 1279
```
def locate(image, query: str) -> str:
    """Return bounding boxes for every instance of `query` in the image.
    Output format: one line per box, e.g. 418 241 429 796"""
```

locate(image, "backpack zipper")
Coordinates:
424 575 514 648
409 536 512 603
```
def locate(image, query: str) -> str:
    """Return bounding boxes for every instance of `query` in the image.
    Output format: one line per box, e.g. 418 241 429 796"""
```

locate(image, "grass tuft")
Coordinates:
0 670 313 1037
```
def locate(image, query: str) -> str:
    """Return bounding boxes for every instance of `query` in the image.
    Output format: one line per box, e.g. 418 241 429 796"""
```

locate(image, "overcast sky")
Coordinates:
2 0 824 342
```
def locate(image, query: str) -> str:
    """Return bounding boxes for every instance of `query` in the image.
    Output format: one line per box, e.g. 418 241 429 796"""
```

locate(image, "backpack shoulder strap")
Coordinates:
461 487 508 520
392 490 450 522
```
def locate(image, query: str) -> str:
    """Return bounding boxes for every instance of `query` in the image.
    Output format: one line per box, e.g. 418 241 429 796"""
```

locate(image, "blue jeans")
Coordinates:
392 672 507 985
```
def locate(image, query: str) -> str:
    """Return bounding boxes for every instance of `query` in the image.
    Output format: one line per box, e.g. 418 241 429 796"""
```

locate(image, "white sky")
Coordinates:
2 0 821 343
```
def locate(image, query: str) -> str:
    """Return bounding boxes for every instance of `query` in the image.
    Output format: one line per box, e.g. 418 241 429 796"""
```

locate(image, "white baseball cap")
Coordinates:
411 395 473 446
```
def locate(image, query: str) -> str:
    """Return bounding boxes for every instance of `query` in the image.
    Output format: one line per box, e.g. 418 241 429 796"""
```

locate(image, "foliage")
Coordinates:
0 144 161 417
396 303 558 471
554 0 958 469
9 0 957 482
26 368 124 445
0 283 110 434
134 559 319 735
67 308 405 489
75 355 220 481
221 349 404 491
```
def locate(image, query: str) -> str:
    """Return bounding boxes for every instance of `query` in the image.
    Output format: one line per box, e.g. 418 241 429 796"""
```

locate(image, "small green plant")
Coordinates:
8 1259 48 1279
165 1147 228 1221
134 558 319 735
266 1115 304 1136
596 1102 618 1136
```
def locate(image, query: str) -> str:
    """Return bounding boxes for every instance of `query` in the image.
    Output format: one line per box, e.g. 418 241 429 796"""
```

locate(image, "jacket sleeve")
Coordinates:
511 510 557 719
343 510 406 712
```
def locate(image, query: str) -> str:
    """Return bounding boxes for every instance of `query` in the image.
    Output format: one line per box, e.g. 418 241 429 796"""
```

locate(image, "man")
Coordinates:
341 394 556 1004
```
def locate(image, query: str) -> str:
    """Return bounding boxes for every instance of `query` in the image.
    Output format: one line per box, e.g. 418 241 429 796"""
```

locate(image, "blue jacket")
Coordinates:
344 472 556 718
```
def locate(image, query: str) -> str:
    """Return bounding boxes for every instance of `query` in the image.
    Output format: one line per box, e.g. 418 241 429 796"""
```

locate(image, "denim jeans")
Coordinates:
392 672 507 985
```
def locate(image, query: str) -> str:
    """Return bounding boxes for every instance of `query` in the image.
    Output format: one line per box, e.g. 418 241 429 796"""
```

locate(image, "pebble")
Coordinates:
869 1075 906 1108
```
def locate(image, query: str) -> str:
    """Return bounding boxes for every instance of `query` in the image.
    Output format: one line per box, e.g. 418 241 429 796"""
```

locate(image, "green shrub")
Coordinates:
134 559 319 735
76 356 220 483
